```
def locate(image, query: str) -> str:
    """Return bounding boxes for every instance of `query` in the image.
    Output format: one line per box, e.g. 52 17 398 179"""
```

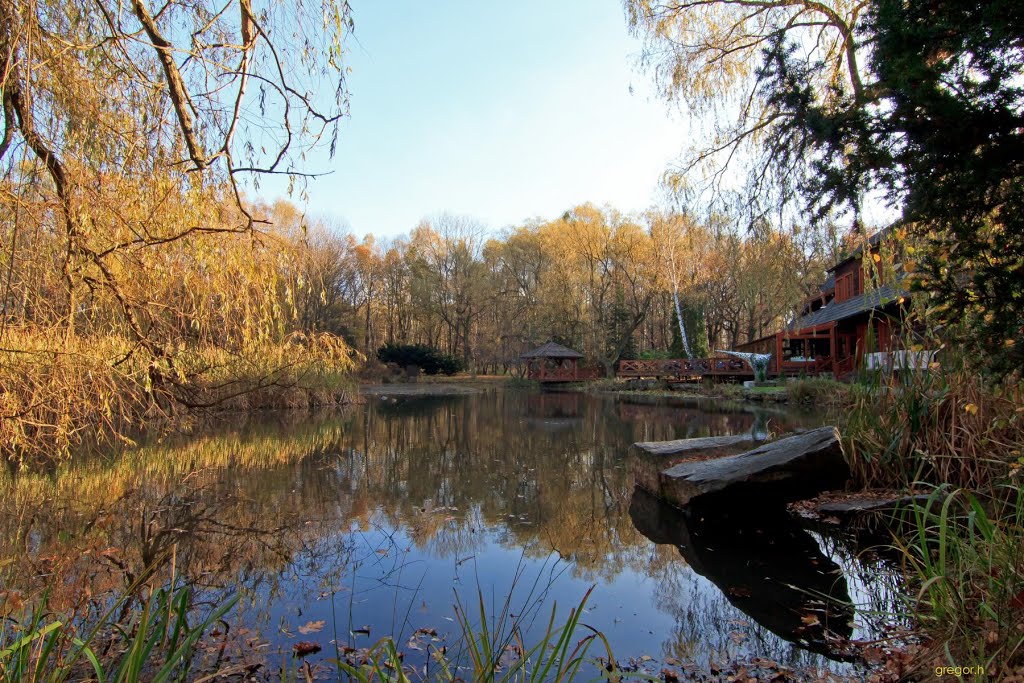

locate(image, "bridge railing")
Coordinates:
617 357 752 378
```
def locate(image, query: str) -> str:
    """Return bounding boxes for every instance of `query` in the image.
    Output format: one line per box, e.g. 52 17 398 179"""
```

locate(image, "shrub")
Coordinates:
787 378 850 405
376 344 463 376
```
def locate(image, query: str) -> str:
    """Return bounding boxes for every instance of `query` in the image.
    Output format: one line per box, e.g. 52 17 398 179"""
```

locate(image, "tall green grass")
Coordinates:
0 582 237 682
278 587 620 683
448 585 614 683
895 487 1023 677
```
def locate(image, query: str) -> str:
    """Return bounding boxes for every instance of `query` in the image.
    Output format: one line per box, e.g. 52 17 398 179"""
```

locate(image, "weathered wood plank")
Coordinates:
633 434 756 456
816 493 935 517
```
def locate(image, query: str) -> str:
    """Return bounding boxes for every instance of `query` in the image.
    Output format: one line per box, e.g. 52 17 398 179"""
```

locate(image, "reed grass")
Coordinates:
838 349 1023 491
837 328 1024 675
0 580 237 682
894 487 1024 677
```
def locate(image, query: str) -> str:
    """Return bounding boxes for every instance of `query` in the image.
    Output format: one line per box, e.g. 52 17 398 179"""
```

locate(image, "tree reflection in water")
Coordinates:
0 390 897 674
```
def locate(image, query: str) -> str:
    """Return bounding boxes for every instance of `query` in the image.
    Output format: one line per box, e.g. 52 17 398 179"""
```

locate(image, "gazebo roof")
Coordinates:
520 341 584 359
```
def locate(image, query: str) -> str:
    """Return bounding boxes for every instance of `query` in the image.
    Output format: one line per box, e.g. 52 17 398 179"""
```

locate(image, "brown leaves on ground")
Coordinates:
998 664 1024 683
0 589 24 616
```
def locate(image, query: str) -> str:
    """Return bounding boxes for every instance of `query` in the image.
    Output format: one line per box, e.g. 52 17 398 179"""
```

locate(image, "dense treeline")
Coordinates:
300 204 836 374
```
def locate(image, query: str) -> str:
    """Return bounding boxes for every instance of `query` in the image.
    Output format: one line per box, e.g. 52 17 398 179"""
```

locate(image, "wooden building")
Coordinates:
737 229 908 378
521 342 599 383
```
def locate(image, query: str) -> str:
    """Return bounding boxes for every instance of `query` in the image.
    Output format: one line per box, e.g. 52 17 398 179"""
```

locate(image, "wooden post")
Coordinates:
776 333 783 378
829 323 837 376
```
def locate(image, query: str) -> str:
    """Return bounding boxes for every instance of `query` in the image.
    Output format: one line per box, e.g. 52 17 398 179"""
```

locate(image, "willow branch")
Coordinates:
132 0 211 170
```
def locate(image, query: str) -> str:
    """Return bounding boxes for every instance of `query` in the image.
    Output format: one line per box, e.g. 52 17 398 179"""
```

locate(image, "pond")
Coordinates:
0 389 905 679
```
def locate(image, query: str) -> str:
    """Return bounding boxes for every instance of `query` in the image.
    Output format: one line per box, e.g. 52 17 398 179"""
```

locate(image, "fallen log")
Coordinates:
658 426 849 507
630 434 758 493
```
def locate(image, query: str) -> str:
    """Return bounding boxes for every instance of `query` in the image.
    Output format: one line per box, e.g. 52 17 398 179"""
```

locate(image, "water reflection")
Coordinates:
0 390 890 674
629 488 854 659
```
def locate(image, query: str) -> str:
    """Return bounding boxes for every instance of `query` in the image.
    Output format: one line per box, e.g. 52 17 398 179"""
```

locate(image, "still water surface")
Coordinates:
0 389 903 676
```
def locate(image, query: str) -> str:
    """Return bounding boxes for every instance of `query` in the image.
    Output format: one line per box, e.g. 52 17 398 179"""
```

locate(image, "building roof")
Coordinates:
520 341 585 359
789 284 905 331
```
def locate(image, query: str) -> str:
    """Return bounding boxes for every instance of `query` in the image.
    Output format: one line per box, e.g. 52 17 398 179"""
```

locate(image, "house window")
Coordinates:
782 337 830 362
782 338 805 360
836 273 855 302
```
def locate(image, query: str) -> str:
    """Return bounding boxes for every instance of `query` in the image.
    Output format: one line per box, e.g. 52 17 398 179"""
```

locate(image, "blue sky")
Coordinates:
263 0 689 238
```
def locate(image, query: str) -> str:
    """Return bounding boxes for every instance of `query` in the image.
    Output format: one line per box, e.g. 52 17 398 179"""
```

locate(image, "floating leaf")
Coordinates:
298 620 325 634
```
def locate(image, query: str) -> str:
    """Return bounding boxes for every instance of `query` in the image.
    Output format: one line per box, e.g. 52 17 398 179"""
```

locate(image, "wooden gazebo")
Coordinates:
521 342 596 383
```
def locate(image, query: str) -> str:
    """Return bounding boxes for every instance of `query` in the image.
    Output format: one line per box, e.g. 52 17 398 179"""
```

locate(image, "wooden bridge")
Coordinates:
616 358 755 380
521 341 836 385
523 356 758 384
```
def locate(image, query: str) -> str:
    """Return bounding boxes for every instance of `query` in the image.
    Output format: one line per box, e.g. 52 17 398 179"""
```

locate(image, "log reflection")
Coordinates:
629 487 856 660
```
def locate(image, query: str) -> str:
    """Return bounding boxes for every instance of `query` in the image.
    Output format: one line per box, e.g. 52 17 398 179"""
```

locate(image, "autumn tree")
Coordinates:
407 215 491 368
0 0 355 463
624 0 869 221
378 239 413 346
649 210 710 357
0 0 352 327
488 226 552 360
